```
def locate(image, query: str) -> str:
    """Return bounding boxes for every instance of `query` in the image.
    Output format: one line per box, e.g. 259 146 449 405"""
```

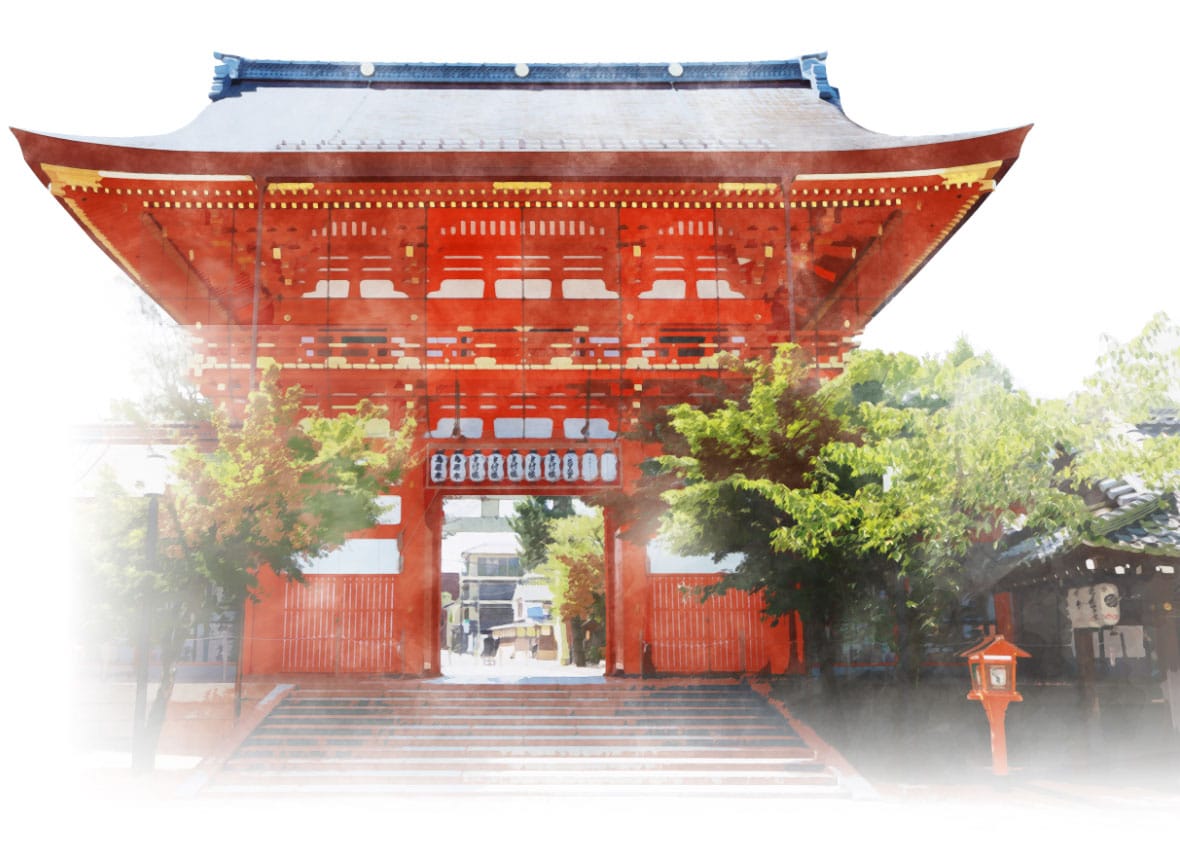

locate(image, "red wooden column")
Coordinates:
603 507 620 675
393 455 442 676
424 489 443 676
605 438 652 676
993 591 1016 637
240 566 286 675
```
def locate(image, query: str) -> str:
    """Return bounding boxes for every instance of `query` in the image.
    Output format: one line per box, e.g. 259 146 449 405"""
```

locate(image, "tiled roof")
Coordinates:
42 53 1010 155
1138 408 1180 438
985 413 1180 585
1100 492 1180 554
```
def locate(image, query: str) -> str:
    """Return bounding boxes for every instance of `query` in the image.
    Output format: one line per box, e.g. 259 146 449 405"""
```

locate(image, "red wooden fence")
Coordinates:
246 570 801 676
647 574 803 674
279 575 399 673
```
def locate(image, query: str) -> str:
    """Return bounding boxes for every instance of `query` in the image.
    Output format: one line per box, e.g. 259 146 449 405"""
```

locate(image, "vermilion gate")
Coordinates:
17 53 1029 678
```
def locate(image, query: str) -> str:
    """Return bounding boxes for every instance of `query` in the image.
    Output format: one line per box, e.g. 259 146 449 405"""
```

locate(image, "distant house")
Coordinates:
458 542 522 651
489 581 558 661
513 581 553 622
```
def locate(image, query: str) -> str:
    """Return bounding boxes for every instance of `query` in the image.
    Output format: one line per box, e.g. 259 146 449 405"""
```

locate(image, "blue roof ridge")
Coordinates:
208 52 841 107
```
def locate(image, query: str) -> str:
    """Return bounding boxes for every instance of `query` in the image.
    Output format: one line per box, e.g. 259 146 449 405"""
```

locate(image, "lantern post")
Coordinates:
961 633 1030 776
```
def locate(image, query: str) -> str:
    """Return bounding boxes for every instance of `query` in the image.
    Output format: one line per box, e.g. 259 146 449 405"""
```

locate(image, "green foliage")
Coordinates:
166 365 411 601
798 341 1083 581
659 341 1088 679
75 362 412 767
660 347 880 630
536 512 605 621
510 495 575 573
1060 312 1180 491
535 511 606 666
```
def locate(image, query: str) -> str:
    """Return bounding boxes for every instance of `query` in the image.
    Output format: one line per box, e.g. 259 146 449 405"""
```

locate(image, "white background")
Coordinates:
3 0 1177 841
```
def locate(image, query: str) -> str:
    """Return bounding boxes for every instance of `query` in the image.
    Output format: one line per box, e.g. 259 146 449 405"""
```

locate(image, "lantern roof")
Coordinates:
960 634 1030 659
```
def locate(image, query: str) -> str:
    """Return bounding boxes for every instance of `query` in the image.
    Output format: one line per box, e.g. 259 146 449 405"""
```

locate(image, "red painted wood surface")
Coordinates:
647 575 801 674
243 566 401 675
280 575 399 673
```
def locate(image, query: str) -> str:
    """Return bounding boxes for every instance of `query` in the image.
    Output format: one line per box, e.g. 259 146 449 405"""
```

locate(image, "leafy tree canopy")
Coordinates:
535 511 605 623
1059 312 1180 491
510 495 576 573
167 364 412 602
76 362 412 768
657 341 1088 680
534 510 606 666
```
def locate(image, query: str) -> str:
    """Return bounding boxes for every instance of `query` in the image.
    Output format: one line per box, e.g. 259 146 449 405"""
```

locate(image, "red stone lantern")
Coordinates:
961 634 1030 775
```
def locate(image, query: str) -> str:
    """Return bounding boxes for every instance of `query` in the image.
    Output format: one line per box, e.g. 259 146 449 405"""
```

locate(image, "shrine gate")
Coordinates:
15 53 1028 677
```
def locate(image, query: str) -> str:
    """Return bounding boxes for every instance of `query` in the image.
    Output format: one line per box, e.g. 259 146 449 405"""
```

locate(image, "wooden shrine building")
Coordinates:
15 52 1029 677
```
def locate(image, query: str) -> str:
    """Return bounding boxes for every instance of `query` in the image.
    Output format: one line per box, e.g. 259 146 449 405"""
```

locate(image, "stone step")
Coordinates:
267 701 780 712
201 781 850 798
252 717 797 731
229 744 816 759
210 768 840 787
225 755 824 771
233 736 807 752
197 681 859 799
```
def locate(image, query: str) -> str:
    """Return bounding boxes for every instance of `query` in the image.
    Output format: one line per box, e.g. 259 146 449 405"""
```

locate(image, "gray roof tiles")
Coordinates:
44 56 1002 156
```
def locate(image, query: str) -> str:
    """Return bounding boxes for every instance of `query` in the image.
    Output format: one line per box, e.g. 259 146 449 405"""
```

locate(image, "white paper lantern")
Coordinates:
469 451 486 483
430 451 448 484
449 451 467 483
581 451 599 482
488 452 505 482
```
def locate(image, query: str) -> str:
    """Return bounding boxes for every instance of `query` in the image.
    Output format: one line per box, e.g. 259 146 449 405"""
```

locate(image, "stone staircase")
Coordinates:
195 680 864 797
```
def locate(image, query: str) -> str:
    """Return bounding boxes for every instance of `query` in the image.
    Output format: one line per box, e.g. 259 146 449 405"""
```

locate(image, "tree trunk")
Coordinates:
569 617 587 668
804 618 840 696
133 494 159 773
233 597 246 720
1074 627 1103 756
131 596 152 773
136 611 189 773
893 576 923 686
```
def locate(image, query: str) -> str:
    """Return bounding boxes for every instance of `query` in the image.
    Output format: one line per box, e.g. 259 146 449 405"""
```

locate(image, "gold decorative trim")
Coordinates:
940 162 1003 187
268 182 316 194
493 181 553 192
797 161 1003 184
717 182 778 193
41 163 102 195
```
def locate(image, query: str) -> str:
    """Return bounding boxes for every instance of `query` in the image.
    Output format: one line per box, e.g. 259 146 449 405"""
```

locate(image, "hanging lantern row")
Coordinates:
429 448 619 486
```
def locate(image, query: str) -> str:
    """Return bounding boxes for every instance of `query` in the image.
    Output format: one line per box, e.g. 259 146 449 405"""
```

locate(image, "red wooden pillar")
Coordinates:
605 439 652 676
424 490 443 676
393 456 442 676
993 591 1016 637
240 566 285 675
603 508 620 675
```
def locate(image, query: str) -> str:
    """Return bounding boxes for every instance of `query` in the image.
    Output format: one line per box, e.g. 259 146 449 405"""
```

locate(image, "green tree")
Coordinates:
661 342 1083 684
1061 312 1179 490
76 364 412 771
510 495 576 572
536 511 606 667
659 346 883 688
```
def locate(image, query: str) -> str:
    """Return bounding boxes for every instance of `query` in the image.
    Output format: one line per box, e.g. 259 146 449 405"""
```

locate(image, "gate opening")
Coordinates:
438 495 607 682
